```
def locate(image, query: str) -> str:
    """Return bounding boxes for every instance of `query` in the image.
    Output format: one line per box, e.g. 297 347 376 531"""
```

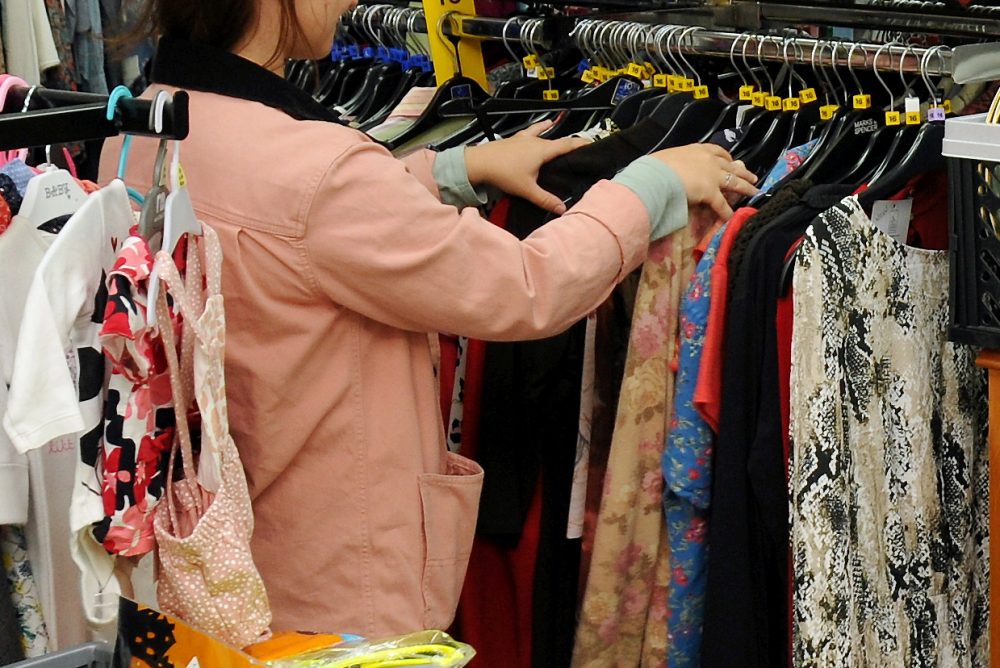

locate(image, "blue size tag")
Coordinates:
577 58 591 75
451 84 473 100
612 79 641 105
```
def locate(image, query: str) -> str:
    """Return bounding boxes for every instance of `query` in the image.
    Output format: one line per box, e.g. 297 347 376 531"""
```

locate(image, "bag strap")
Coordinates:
155 245 203 519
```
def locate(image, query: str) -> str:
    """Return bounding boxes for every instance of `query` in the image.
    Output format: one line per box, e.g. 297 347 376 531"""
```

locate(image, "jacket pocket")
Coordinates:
418 452 484 630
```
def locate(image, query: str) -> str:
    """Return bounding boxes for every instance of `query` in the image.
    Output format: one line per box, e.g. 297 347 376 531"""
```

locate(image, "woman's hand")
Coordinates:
464 121 590 214
651 144 758 223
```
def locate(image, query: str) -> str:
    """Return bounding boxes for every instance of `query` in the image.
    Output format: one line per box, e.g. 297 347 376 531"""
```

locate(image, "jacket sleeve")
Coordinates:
302 140 653 341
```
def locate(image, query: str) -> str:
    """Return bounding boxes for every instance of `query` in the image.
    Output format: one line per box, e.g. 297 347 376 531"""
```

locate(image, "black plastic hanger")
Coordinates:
858 121 944 208
384 75 491 151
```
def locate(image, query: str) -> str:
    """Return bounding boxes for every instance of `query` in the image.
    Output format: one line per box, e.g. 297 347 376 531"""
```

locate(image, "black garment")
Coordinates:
0 568 24 665
151 37 341 123
701 183 855 668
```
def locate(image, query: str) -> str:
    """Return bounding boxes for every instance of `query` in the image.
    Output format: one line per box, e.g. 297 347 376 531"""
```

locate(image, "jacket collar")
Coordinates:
151 36 341 123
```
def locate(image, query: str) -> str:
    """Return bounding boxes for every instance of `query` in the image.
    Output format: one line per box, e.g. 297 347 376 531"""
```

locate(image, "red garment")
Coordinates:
693 207 758 431
0 195 10 236
852 170 949 251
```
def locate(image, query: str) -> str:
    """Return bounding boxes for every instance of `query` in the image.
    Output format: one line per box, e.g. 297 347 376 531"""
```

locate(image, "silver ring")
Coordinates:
723 171 734 188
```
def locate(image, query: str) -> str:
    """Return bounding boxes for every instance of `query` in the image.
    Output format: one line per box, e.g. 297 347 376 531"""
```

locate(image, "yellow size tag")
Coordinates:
679 78 695 92
694 85 710 100
536 67 548 80
853 94 872 109
627 63 645 78
752 91 766 107
176 165 186 188
885 110 902 126
593 67 608 82
543 89 560 101
905 111 921 125
653 73 668 88
766 95 782 111
820 104 840 120
783 97 801 111
943 99 952 113
643 62 657 78
581 69 595 84
522 54 540 69
799 87 818 104
739 85 755 101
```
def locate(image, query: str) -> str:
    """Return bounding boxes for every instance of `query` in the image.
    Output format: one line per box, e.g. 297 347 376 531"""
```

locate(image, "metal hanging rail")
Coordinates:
345 5 962 75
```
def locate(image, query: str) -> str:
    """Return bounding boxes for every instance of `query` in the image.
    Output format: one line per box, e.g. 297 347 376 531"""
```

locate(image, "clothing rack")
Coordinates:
0 87 189 151
346 4 964 76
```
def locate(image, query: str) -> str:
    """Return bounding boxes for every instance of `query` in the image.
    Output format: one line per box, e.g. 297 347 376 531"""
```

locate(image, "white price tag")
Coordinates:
736 104 755 128
871 199 913 245
904 97 921 115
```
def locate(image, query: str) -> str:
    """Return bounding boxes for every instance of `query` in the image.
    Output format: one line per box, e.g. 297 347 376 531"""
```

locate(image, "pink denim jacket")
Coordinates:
101 86 651 638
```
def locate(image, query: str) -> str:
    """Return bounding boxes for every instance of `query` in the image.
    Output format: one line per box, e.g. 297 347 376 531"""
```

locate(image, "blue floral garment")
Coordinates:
752 139 819 204
662 224 726 668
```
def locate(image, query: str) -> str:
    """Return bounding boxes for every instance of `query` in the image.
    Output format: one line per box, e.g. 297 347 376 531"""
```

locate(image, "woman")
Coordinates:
104 0 757 638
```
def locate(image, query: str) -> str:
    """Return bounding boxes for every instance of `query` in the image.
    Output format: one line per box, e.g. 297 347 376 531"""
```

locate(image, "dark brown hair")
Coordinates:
133 0 309 68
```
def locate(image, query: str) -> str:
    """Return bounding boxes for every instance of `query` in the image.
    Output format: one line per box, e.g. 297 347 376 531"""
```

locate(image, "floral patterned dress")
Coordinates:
573 227 697 668
790 196 990 667
662 224 725 668
95 233 182 557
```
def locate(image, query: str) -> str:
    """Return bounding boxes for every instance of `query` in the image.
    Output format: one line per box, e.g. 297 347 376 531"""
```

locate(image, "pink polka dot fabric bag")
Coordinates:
152 225 271 649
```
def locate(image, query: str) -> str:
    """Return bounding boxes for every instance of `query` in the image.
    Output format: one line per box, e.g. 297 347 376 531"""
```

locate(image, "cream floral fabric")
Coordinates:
573 228 696 667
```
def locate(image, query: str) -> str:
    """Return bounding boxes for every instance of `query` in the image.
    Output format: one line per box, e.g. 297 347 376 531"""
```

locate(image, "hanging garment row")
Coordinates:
285 9 994 667
0 80 270 661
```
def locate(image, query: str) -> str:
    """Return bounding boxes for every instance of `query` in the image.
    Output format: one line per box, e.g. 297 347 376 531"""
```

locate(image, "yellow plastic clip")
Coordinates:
783 97 801 112
819 104 840 121
885 110 902 126
752 91 766 107
694 85 710 100
581 69 595 84
653 73 668 89
627 62 645 79
799 88 818 104
765 95 782 111
739 85 755 101
853 94 872 110
543 89 560 101
905 110 921 125
522 54 540 69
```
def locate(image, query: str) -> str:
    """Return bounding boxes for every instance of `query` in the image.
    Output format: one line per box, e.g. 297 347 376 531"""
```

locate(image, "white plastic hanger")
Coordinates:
17 151 88 228
146 140 202 326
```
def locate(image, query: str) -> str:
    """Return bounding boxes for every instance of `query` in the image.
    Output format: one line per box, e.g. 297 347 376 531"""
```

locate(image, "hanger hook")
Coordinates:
847 42 870 95
730 32 749 87
741 33 761 90
436 10 461 75
898 43 917 97
920 44 946 104
501 16 522 66
756 34 775 93
677 27 700 84
872 41 898 104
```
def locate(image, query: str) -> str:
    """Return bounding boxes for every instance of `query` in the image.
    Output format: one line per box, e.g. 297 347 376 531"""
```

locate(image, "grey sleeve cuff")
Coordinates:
432 146 489 209
612 156 689 242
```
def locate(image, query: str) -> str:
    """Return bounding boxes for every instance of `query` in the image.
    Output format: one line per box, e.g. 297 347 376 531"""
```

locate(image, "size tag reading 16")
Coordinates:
799 88 818 104
885 110 901 126
543 90 560 101
765 95 782 111
679 78 695 92
581 70 595 84
752 91 766 107
653 74 668 88
739 85 755 101
627 63 645 78
820 104 840 120
522 54 540 69
853 94 872 109
694 85 710 100
783 97 801 112
905 111 921 125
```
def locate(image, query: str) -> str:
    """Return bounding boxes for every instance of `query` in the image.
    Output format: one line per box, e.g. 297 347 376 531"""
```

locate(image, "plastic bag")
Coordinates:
267 630 476 668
